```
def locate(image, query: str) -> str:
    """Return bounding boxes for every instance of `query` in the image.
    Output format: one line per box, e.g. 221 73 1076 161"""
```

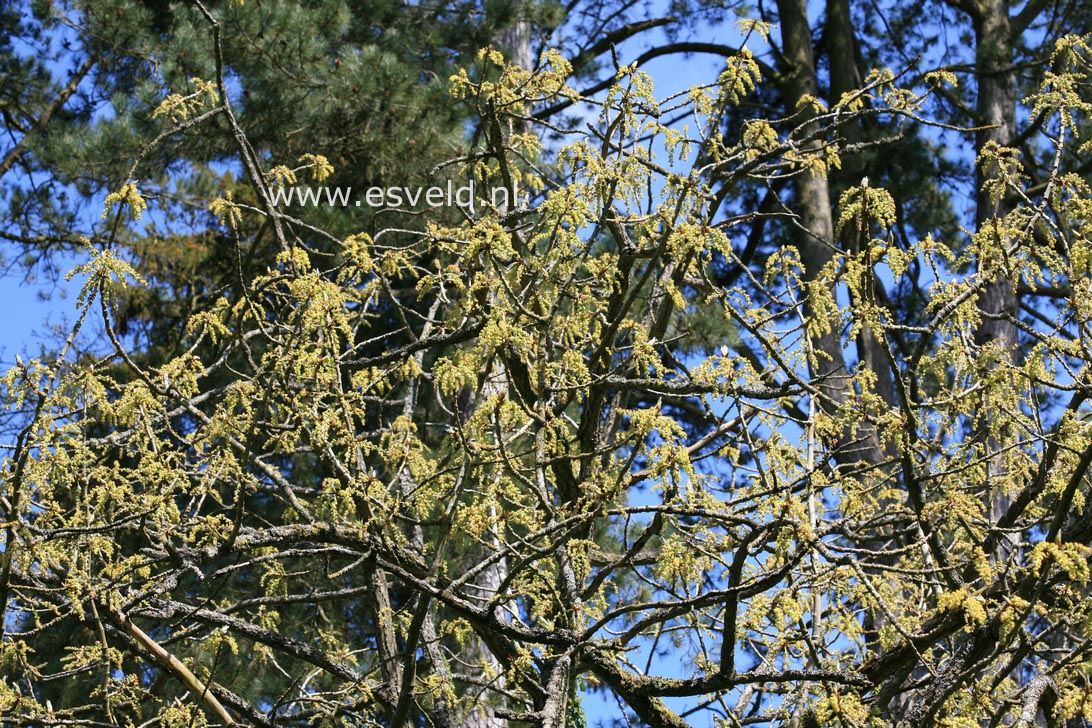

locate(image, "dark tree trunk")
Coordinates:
775 0 886 468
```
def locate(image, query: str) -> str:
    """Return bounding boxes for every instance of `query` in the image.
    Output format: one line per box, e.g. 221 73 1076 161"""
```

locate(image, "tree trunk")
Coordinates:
971 0 1020 565
775 0 886 467
973 0 1018 351
773 5 889 721
463 18 534 728
826 0 898 413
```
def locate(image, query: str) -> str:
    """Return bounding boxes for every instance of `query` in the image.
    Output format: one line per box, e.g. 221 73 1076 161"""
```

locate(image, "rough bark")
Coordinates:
774 0 886 470
972 0 1018 352
970 0 1021 567
826 0 897 413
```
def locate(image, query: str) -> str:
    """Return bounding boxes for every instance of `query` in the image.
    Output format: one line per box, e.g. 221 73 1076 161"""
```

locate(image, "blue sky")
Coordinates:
0 12 756 724
0 3 755 359
0 4 947 726
0 264 79 364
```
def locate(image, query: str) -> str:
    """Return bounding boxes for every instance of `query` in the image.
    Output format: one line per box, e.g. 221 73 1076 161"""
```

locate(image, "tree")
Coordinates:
4 1 1092 727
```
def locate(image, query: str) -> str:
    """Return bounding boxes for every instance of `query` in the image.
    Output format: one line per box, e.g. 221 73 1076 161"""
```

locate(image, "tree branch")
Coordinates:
106 604 236 726
0 57 94 182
